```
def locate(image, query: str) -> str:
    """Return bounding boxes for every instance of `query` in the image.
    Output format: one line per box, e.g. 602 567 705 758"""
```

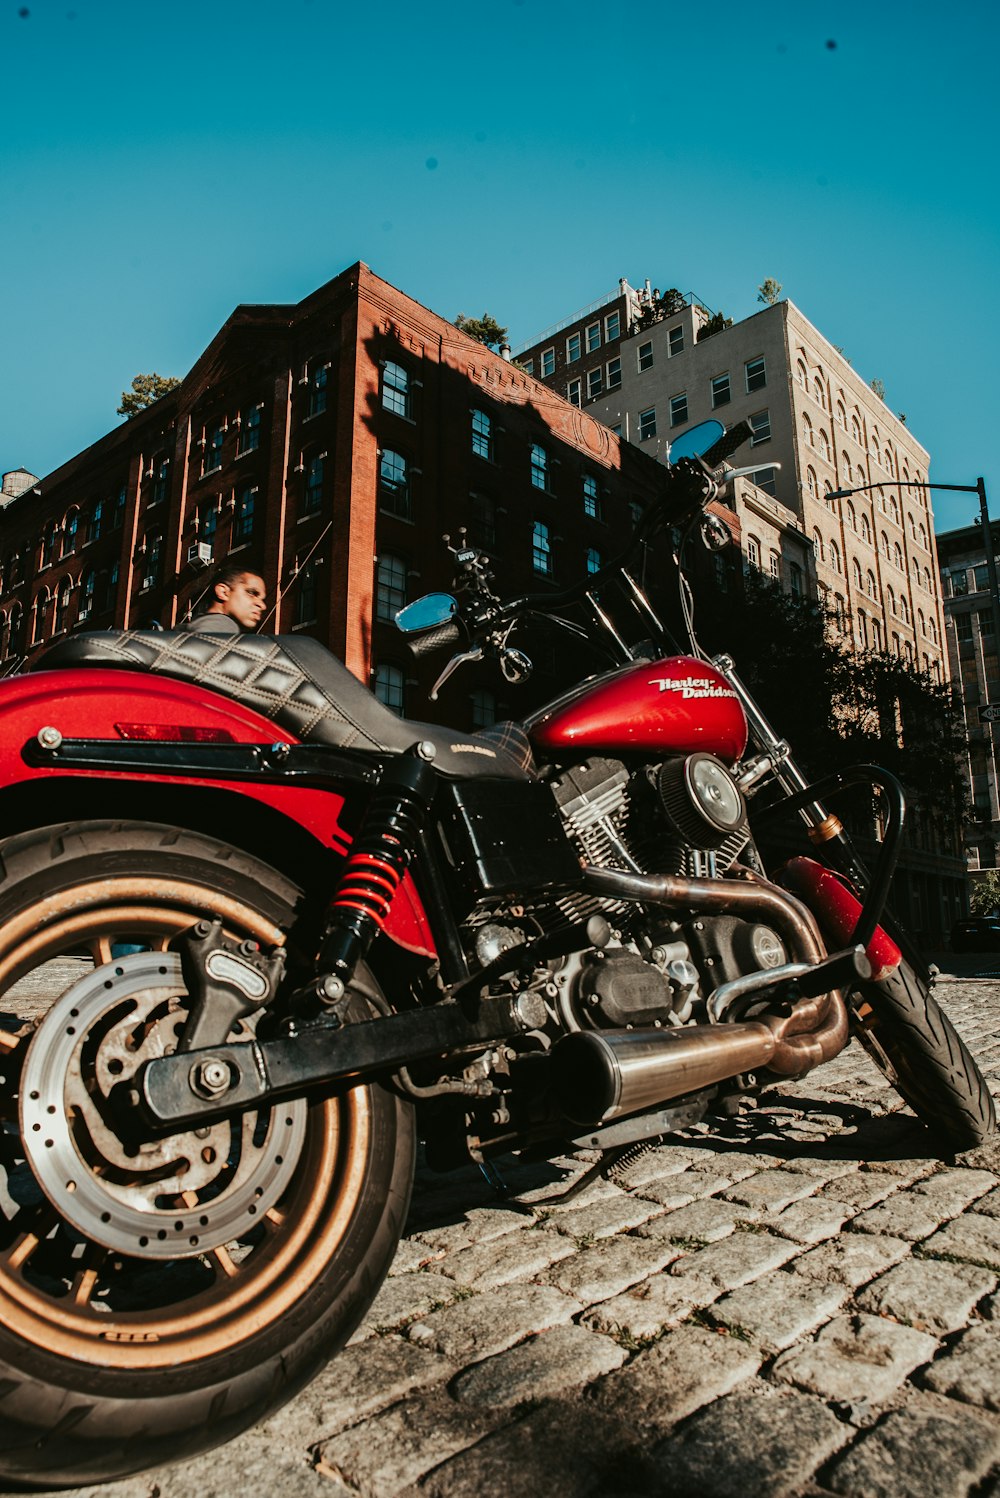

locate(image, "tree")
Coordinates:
757 278 783 306
970 870 1000 915
454 313 508 350
870 377 886 402
118 372 181 419
696 311 734 342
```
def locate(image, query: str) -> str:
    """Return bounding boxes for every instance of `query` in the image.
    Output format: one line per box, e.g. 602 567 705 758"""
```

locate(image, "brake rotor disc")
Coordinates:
19 951 307 1259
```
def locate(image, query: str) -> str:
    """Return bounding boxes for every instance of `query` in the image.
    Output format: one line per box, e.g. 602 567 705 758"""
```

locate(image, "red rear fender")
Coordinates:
778 856 901 982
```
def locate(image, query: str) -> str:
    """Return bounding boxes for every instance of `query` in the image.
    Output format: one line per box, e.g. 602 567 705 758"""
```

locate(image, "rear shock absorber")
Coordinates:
320 744 439 985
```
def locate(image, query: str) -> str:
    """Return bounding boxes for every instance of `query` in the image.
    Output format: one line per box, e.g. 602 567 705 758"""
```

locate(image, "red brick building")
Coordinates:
0 263 677 726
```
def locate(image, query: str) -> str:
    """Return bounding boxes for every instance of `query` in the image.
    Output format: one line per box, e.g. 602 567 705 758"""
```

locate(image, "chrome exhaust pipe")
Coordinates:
551 1021 777 1126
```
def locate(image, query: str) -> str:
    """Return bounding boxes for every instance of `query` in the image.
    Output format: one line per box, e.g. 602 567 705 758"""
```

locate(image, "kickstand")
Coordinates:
514 1144 636 1207
477 1158 509 1198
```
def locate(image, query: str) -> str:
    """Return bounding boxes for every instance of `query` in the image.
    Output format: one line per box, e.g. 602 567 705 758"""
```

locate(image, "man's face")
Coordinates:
217 573 266 630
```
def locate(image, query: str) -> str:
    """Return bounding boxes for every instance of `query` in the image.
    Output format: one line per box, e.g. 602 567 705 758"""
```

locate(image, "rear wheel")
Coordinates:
851 960 996 1152
0 820 414 1487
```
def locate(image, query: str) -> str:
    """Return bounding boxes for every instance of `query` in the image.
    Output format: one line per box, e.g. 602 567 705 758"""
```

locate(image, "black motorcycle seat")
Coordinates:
35 630 536 781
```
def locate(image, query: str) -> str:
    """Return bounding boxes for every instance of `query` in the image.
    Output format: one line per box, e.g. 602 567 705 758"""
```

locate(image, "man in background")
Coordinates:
184 563 267 633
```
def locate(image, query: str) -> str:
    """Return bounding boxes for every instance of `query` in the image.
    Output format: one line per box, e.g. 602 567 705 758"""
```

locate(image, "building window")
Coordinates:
304 454 325 514
747 536 761 569
30 590 48 646
670 393 688 428
55 576 72 632
955 613 974 645
586 367 603 399
79 567 96 620
102 561 119 615
62 511 79 557
630 500 644 528
605 310 621 341
238 406 262 455
294 561 318 626
866 570 877 600
379 448 411 518
749 409 771 446
711 373 731 408
233 486 256 545
789 563 803 596
374 662 405 716
567 379 582 408
112 485 127 530
150 458 170 505
606 357 622 391
530 443 550 491
308 363 328 417
769 551 780 580
470 492 496 546
532 520 553 576
860 513 872 545
586 546 602 576
950 567 969 596
638 342 654 372
668 326 684 357
198 498 218 542
376 554 407 622
638 408 657 441
521 358 534 376
87 500 104 544
586 322 601 353
204 423 225 474
583 475 602 520
751 467 777 496
540 348 555 378
141 531 162 590
471 408 493 460
382 361 411 419
745 356 766 393
566 332 581 363
829 538 841 573
470 688 497 728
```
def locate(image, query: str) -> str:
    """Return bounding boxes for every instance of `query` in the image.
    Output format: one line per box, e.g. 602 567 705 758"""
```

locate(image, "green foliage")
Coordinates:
870 377 886 402
117 372 180 419
455 313 508 349
657 288 687 315
757 278 783 306
969 870 1000 915
696 311 734 342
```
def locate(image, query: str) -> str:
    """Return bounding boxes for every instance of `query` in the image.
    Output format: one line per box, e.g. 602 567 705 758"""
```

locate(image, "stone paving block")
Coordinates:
823 1399 1000 1498
852 1190 957 1242
721 1168 820 1214
405 1282 580 1363
776 1150 857 1179
540 1191 665 1241
923 1324 1000 1411
649 1385 846 1498
705 1270 849 1352
767 1196 853 1244
436 1227 576 1289
818 1168 906 1209
770 1311 938 1403
973 1183 1000 1219
910 1167 998 1215
312 1388 501 1497
857 1255 997 1334
631 1173 702 1210
408 1205 533 1254
594 1323 761 1433
669 1230 796 1292
921 1211 1000 1271
581 1273 702 1341
638 1196 761 1244
686 1150 783 1180
412 1396 656 1498
348 1271 458 1340
307 1336 456 1434
538 1233 679 1303
451 1323 626 1407
388 1237 442 1275
791 1230 911 1287
616 1142 708 1183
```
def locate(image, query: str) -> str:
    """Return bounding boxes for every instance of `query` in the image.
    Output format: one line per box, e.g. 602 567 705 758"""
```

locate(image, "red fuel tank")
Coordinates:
529 655 748 763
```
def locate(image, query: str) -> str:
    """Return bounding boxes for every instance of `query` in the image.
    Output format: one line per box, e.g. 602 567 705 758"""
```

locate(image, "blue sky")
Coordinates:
2 0 997 535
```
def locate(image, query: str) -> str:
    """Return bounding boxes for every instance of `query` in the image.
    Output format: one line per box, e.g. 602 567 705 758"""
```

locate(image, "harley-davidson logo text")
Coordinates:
649 677 737 700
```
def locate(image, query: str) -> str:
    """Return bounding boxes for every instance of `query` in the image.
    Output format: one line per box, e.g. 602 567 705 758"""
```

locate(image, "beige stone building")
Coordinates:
516 284 946 680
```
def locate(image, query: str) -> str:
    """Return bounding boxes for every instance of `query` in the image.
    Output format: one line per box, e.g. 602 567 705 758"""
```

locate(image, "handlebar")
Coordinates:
405 618 465 660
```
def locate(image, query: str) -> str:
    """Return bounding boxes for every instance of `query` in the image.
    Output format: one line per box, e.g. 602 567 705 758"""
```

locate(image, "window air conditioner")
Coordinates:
187 542 213 570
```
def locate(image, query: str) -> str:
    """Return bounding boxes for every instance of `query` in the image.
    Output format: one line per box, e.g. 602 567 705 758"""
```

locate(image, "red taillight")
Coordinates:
114 723 237 743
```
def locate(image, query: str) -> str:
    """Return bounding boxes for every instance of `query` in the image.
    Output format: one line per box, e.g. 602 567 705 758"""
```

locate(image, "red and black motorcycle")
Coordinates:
0 419 992 1486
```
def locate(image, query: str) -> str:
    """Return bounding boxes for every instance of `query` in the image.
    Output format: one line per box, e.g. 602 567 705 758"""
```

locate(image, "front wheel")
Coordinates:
851 960 996 1152
0 820 415 1488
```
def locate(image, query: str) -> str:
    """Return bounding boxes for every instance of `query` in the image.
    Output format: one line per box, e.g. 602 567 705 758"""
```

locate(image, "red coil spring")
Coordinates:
333 849 403 928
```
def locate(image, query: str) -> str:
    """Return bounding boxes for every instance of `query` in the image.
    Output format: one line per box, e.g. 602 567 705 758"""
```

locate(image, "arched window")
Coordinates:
806 467 818 498
41 521 58 569
7 602 23 657
829 538 841 573
802 414 814 448
836 401 847 429
747 535 761 570
893 542 903 569
847 500 857 532
884 445 895 477
860 514 871 544
866 570 877 600
79 567 96 621
928 617 938 644
813 376 825 407
62 510 79 558
888 496 899 523
796 360 807 389
376 553 407 621
852 559 863 589
373 662 405 716
812 527 824 561
858 609 869 647
54 575 73 632
918 523 927 549
30 589 49 645
851 414 862 444
886 585 896 615
899 594 910 624
880 531 890 560
532 520 553 575
818 428 831 461
871 617 882 649
141 531 162 590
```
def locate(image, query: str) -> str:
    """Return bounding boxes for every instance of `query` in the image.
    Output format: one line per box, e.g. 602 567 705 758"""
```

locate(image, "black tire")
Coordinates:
0 820 415 1488
852 959 996 1152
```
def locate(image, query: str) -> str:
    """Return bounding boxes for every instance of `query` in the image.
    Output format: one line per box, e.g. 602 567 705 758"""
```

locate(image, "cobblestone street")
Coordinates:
7 965 1000 1498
